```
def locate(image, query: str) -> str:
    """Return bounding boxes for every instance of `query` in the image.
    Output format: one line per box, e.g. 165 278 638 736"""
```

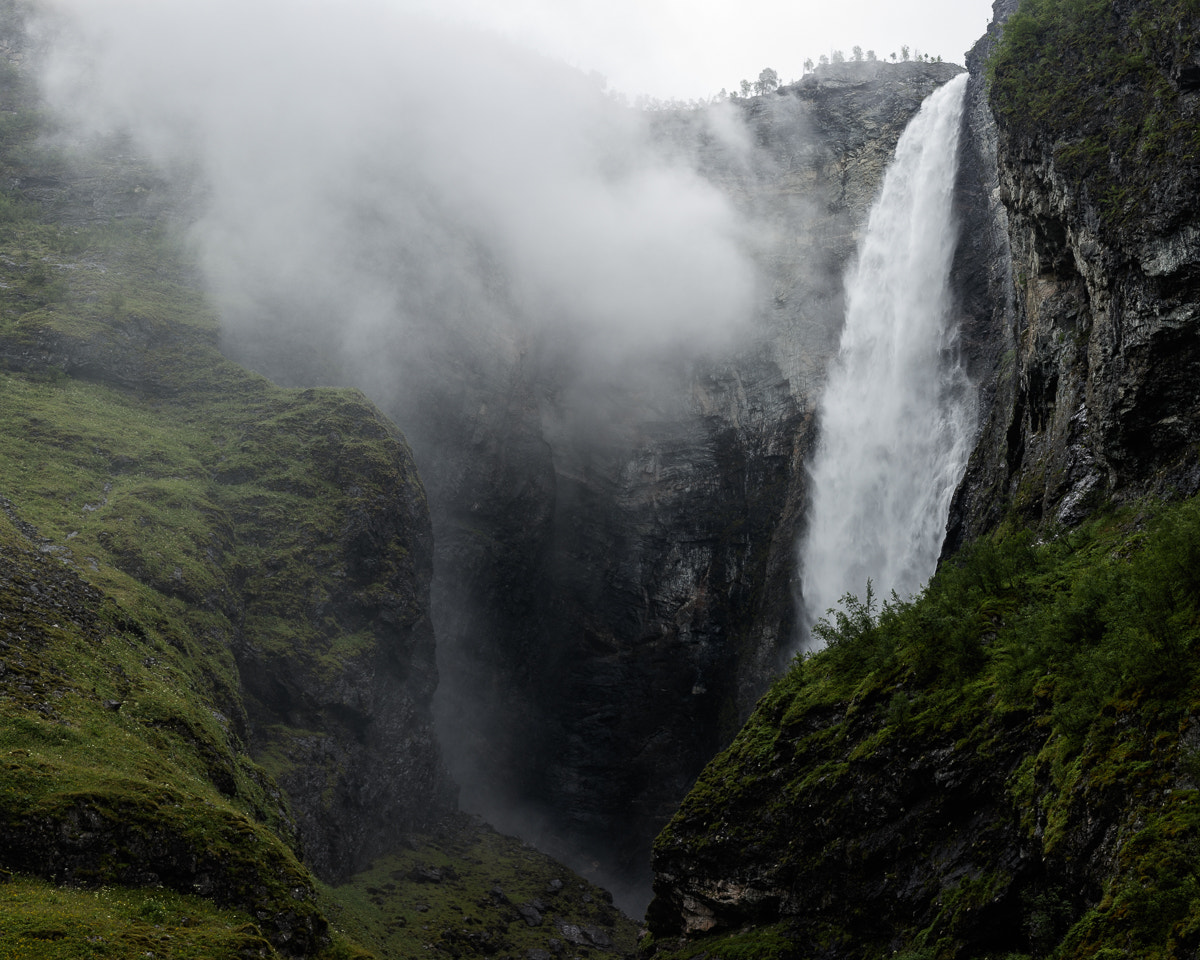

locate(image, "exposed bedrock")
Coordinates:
946 0 1200 549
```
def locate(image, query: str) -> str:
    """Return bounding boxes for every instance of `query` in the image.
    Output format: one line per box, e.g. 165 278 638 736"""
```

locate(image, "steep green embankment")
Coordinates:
649 500 1200 959
0 47 412 958
646 0 1200 957
0 107 357 956
0 6 641 957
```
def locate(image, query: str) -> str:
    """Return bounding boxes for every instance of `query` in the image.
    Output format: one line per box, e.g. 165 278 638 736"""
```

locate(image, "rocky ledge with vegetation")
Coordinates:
648 499 1200 959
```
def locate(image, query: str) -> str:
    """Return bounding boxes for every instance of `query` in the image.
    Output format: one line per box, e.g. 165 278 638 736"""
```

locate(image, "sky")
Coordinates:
394 0 997 100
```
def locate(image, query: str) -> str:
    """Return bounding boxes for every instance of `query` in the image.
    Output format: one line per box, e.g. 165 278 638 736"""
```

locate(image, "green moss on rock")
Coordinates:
322 813 641 960
987 0 1200 235
649 498 1200 958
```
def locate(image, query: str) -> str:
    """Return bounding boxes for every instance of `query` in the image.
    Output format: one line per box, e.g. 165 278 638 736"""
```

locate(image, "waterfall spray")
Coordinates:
799 73 973 647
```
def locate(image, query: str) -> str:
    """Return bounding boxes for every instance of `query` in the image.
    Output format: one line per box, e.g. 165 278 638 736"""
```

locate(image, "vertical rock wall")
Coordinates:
947 0 1200 546
421 61 966 907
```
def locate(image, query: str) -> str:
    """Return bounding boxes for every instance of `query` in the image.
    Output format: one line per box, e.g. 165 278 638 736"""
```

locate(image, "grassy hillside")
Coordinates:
321 815 638 959
0 220 347 954
647 497 1200 959
0 8 643 956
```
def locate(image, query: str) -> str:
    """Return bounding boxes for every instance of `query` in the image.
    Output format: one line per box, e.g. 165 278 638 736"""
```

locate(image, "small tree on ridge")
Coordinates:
755 67 779 94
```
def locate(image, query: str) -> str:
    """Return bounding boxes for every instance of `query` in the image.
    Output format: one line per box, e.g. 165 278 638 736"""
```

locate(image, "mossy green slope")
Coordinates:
0 500 329 956
0 876 310 960
0 201 452 869
0 0 461 877
0 7 423 951
0 487 638 957
323 814 639 959
647 499 1200 959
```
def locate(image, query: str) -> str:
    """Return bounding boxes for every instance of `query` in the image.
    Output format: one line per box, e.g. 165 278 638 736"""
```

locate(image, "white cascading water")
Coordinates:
799 72 973 646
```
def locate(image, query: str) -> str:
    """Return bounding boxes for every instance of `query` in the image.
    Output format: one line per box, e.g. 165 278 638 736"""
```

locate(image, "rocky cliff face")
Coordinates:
414 60 964 907
947 0 1200 547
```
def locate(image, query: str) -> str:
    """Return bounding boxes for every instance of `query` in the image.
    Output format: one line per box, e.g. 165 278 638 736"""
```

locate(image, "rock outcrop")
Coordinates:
946 0 1200 548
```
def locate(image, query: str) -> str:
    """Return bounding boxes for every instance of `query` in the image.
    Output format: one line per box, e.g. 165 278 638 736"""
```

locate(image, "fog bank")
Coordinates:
34 0 784 912
39 0 760 386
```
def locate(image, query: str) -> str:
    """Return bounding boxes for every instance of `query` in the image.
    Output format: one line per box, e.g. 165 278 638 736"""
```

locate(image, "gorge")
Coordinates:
0 0 1199 957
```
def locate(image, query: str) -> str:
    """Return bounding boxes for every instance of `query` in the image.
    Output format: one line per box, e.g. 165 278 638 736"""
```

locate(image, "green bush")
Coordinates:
663 492 1200 957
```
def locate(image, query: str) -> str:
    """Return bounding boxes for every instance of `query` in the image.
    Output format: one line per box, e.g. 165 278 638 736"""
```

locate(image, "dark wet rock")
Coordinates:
411 866 444 884
946 0 1200 548
584 925 614 948
518 903 543 926
405 59 966 907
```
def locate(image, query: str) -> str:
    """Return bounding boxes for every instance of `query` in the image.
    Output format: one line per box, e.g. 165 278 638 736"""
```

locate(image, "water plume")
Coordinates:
799 72 973 644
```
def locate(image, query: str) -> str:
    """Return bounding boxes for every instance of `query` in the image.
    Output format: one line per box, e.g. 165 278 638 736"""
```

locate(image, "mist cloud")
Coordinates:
31 0 832 911
39 0 760 375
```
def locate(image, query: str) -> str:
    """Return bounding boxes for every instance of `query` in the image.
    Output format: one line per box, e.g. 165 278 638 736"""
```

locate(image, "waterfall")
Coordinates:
799 72 973 647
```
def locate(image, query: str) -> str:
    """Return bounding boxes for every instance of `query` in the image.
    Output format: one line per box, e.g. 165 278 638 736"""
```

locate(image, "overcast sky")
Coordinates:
395 0 997 100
